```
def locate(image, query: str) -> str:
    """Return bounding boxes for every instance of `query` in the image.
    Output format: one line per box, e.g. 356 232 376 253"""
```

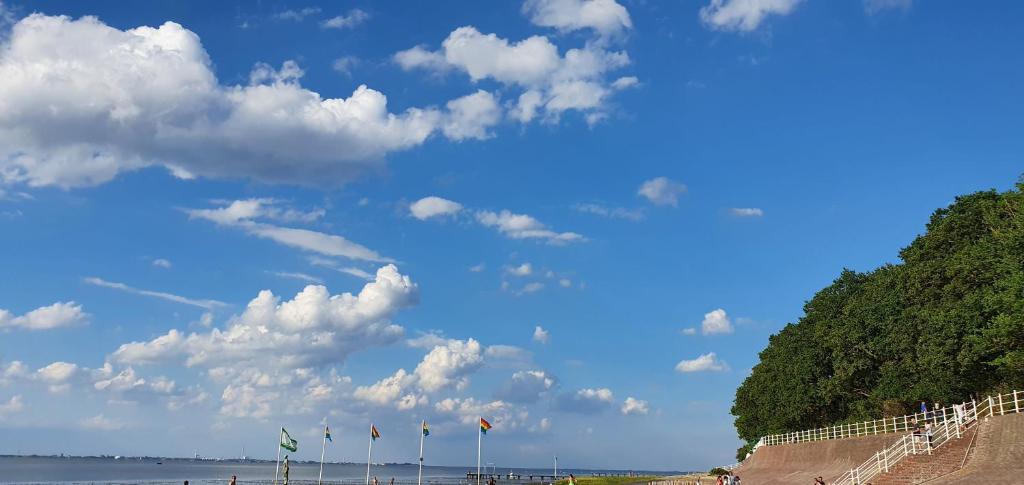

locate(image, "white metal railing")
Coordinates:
831 390 1022 485
759 402 971 447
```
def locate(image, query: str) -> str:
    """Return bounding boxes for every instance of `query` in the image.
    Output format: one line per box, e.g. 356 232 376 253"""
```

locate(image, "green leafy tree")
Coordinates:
732 178 1024 461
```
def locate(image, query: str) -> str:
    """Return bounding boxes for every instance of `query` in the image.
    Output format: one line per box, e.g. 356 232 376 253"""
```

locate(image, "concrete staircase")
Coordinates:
868 426 978 485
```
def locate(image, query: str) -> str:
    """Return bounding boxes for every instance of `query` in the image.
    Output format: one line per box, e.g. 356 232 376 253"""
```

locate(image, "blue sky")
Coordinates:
0 0 1021 471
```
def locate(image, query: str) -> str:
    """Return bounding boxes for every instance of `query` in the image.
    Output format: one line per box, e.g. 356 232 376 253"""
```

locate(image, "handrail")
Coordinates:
758 401 970 447
830 390 1022 485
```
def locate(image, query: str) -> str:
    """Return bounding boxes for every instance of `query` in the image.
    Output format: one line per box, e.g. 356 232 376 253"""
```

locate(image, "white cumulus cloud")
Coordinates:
0 14 491 189
434 397 526 430
557 387 615 413
505 263 533 277
395 26 632 124
621 396 649 415
638 177 687 207
533 325 550 344
111 265 417 370
443 90 502 141
0 301 88 330
675 352 729 373
353 369 417 406
699 0 804 32
0 395 23 418
414 338 485 392
701 308 734 335
495 370 557 403
409 196 464 220
476 210 584 244
522 0 632 37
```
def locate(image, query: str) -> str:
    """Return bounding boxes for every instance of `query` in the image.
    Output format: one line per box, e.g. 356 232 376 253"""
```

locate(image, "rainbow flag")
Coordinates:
479 418 492 434
422 421 430 437
371 424 381 440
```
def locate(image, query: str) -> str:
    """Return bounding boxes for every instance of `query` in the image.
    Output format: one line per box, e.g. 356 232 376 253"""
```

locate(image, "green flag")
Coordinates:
280 427 298 452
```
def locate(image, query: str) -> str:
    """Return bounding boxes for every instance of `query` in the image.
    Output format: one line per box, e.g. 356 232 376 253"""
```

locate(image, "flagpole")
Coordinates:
274 427 283 485
418 420 426 485
477 416 482 485
366 425 374 485
318 424 328 485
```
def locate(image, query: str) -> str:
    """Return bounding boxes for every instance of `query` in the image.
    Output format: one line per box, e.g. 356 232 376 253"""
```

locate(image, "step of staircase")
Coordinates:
869 426 978 485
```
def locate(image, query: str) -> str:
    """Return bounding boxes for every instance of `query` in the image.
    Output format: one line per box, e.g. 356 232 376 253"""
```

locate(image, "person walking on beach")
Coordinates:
373 476 379 485
229 475 236 485
283 456 290 485
390 478 395 485
814 476 826 484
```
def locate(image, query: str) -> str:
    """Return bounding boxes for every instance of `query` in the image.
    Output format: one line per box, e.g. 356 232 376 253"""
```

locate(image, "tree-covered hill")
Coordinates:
731 178 1024 460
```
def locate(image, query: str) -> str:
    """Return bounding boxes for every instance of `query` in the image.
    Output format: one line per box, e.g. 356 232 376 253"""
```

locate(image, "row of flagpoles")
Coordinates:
273 417 493 485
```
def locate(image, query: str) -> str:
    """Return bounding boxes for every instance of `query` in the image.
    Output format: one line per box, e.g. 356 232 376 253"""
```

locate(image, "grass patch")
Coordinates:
553 476 659 485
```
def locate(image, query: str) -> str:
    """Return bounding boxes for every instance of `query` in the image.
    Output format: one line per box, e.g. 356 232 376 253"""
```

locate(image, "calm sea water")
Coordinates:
0 457 675 485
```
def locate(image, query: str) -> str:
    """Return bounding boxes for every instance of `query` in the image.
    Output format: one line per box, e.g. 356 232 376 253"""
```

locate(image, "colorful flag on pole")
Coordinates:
281 428 298 452
371 424 381 440
325 426 333 442
422 421 430 437
479 418 492 434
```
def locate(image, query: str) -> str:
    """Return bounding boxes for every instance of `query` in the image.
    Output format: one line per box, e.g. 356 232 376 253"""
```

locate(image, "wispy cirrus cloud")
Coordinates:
187 199 393 263
409 196 585 245
267 271 323 284
273 7 321 21
84 277 227 311
730 207 764 217
574 203 644 221
320 9 370 29
864 0 912 15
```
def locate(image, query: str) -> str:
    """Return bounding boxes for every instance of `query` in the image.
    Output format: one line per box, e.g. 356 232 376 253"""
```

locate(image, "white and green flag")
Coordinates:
281 427 298 452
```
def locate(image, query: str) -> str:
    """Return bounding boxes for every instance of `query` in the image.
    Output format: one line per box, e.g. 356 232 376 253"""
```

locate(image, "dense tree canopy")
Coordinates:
732 178 1024 460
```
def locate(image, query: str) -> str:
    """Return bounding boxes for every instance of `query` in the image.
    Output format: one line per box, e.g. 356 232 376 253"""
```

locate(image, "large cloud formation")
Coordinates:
395 7 638 126
107 265 417 418
112 265 417 369
0 14 492 188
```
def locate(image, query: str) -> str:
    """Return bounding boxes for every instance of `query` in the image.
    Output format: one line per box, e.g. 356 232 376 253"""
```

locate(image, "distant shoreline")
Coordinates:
0 456 688 476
